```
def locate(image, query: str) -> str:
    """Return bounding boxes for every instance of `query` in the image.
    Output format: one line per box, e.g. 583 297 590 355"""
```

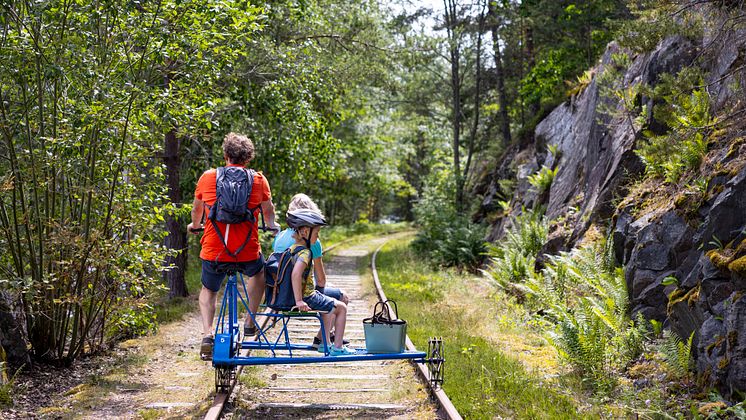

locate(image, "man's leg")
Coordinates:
199 286 218 337
245 268 266 330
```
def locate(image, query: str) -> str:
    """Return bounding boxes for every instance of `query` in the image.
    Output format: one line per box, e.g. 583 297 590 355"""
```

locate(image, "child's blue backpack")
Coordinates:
208 166 258 258
265 246 313 311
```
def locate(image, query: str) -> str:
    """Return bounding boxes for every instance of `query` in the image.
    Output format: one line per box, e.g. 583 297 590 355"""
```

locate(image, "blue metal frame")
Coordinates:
212 272 427 367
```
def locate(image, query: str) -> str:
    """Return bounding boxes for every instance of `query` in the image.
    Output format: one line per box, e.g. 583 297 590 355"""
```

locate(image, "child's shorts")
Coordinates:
303 291 337 312
322 286 344 301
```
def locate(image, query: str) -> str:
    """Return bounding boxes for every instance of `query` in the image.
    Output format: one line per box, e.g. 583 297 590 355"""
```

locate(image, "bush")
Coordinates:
109 302 158 340
414 222 487 269
412 167 486 270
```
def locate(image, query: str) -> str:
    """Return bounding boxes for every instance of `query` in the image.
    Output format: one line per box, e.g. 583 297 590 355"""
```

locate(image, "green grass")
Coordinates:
237 366 266 388
322 222 411 250
373 236 591 419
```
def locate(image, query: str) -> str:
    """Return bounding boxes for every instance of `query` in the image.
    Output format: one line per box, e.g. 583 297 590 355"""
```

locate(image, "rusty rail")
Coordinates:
370 239 463 420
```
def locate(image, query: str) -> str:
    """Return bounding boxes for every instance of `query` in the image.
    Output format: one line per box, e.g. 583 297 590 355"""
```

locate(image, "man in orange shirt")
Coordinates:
187 132 279 359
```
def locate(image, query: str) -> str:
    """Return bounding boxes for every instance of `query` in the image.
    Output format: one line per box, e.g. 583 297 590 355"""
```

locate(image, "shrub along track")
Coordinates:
219 235 449 419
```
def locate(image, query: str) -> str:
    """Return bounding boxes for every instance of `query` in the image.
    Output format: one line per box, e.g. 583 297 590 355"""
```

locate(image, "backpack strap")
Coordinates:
270 246 310 306
210 167 256 259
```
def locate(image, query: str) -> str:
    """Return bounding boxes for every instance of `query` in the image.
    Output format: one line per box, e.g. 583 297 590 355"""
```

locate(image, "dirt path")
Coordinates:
36 305 214 419
29 236 435 419
228 237 437 419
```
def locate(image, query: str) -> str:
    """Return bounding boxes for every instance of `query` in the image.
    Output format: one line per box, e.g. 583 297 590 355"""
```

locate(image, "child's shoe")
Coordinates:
312 336 349 351
312 337 326 352
329 345 356 356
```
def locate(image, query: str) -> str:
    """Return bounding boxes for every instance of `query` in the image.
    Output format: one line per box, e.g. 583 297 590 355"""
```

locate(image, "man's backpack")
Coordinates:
265 246 313 311
208 166 258 259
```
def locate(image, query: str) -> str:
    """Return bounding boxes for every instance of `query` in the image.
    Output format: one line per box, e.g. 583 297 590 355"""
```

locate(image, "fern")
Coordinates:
528 165 558 193
485 219 649 394
483 210 548 293
659 330 694 379
636 80 713 184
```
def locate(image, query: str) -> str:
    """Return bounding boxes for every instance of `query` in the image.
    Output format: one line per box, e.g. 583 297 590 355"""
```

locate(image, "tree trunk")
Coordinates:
463 9 484 191
444 0 463 213
524 25 539 117
0 291 30 370
163 127 189 298
487 1 512 147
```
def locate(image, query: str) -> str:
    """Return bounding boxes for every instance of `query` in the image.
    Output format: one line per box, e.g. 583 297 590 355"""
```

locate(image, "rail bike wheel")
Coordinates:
427 337 445 388
215 365 236 394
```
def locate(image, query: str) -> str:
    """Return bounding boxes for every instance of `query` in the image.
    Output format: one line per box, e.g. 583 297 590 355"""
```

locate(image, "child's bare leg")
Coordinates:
332 301 347 348
316 314 336 340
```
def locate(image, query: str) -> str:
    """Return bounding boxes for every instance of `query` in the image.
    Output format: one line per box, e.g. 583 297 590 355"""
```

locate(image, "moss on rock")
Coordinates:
717 357 730 370
667 283 701 313
727 255 746 275
706 248 735 270
727 330 738 349
706 335 725 356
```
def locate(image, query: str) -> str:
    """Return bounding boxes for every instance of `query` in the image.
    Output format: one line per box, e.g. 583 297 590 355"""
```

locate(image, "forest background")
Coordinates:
2 0 746 417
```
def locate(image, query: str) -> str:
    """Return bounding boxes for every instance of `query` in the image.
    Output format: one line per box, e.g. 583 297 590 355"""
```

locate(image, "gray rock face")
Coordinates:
621 211 694 322
725 295 746 391
537 37 696 239
696 170 746 253
697 315 726 383
476 7 746 395
620 167 746 395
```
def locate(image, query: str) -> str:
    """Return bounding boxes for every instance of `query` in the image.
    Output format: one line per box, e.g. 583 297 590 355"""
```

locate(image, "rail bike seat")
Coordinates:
277 306 330 316
211 261 250 274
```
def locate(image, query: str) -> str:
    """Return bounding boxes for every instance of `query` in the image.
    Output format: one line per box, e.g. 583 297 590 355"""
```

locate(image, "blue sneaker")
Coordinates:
329 345 356 356
312 336 349 352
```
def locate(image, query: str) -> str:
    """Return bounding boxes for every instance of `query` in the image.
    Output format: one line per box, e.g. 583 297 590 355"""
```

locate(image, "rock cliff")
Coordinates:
477 6 746 395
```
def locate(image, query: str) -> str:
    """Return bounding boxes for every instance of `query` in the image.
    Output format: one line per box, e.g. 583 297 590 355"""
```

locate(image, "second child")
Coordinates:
285 209 355 356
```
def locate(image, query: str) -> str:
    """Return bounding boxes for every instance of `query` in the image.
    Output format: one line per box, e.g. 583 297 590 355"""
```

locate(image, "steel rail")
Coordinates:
370 239 463 420
204 239 349 419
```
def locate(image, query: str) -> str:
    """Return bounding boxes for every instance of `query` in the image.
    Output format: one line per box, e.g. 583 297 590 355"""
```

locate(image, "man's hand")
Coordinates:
294 300 311 312
187 222 204 234
268 223 281 236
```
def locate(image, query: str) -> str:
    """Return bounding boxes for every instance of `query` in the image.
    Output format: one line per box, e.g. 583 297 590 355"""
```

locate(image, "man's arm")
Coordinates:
313 257 326 288
261 199 280 232
187 197 205 234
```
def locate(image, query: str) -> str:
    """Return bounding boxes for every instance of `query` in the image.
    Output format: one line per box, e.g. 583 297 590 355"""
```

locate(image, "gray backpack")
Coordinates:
208 166 258 258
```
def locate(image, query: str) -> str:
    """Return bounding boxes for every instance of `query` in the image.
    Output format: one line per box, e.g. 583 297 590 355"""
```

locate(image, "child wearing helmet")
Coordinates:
286 208 356 356
273 194 348 305
273 194 349 350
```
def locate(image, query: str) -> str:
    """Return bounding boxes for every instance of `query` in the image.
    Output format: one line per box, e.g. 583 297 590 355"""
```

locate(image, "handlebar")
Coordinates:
261 226 281 234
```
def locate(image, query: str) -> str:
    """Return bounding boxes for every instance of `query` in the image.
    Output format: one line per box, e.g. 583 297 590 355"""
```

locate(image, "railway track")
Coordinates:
205 236 461 419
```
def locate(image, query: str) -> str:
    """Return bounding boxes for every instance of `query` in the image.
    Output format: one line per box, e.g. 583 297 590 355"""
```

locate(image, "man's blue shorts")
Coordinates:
303 291 337 312
201 255 265 292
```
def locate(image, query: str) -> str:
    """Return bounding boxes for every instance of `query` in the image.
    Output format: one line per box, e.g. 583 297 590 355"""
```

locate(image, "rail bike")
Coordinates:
209 269 445 393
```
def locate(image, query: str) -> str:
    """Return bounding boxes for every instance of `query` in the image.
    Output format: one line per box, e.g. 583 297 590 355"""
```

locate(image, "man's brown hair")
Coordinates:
222 132 255 164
